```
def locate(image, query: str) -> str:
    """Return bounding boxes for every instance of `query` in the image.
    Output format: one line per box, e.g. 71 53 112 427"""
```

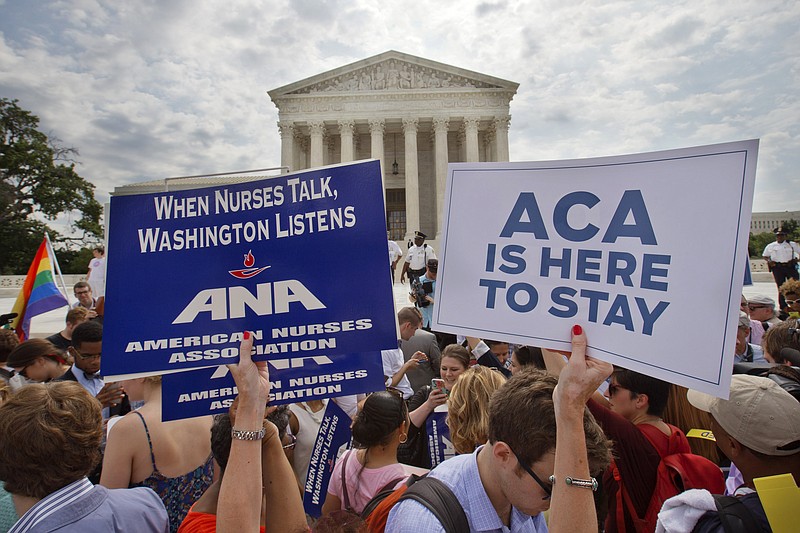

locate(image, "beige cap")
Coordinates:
688 375 800 456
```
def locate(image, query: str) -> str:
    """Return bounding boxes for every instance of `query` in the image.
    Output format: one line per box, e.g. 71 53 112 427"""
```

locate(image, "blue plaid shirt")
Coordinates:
386 447 548 533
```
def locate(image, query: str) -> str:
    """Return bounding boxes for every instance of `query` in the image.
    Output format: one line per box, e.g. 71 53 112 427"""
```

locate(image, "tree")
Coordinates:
748 219 800 258
0 98 102 274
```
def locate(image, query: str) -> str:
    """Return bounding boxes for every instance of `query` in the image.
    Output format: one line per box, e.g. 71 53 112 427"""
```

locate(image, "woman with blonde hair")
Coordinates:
447 365 507 454
100 375 215 532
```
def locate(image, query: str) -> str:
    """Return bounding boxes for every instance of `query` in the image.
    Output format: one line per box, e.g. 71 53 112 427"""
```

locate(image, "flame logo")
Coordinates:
243 250 255 267
228 250 270 279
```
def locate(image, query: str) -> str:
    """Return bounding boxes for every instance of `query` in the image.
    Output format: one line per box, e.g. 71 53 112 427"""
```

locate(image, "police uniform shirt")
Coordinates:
405 244 437 271
763 240 800 263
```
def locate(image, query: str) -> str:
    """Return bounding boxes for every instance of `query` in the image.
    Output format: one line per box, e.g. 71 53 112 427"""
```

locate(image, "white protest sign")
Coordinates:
433 140 758 398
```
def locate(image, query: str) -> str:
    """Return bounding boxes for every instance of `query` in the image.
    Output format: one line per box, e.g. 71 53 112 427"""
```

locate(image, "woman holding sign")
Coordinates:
399 345 471 468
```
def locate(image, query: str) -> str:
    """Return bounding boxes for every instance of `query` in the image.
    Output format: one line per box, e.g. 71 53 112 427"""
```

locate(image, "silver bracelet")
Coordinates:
549 475 598 491
231 427 266 441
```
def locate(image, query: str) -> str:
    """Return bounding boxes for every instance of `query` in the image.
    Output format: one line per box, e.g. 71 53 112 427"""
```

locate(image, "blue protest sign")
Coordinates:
160 350 384 421
425 407 455 467
102 161 397 379
302 400 352 518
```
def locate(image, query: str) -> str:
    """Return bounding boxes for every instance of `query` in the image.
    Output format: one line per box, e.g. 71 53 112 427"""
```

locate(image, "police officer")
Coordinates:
401 231 437 283
762 226 800 310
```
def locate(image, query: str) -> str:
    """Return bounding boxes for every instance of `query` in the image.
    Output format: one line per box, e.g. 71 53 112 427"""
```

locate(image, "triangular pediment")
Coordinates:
269 50 518 98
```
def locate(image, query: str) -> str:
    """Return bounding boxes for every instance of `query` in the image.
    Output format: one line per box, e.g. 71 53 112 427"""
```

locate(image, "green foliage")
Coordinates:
0 98 103 273
749 219 800 257
57 247 96 275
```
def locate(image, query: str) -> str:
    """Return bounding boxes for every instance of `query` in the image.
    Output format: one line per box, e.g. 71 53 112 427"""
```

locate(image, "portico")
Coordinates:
268 51 518 243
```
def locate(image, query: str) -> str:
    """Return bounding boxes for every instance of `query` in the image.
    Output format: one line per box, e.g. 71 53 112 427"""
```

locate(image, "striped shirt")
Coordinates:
9 478 94 533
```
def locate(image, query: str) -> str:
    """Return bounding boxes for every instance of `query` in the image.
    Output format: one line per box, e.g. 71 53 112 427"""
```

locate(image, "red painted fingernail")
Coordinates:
243 331 250 340
572 325 582 336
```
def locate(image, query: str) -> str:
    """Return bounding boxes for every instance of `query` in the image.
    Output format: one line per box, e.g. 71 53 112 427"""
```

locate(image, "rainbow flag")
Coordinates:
10 237 69 341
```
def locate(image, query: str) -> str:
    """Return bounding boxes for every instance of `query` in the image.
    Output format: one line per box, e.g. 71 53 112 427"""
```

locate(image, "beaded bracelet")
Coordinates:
548 475 598 491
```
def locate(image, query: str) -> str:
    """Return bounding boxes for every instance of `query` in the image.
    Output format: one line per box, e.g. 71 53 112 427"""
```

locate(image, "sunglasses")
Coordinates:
510 447 552 500
786 300 800 306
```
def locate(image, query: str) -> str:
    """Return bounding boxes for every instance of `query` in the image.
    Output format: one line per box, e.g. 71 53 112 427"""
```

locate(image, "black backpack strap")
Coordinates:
713 494 761 533
399 476 468 533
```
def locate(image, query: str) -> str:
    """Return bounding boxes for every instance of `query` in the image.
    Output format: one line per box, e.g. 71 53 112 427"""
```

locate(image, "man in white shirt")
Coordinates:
381 307 427 399
762 226 800 310
388 232 403 283
401 231 436 283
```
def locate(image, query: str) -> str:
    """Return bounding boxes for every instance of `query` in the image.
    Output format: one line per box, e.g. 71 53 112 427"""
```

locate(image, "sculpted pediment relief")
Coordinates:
287 59 501 95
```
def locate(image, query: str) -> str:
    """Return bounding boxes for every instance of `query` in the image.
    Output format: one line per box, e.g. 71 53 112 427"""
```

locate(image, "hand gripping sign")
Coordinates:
433 141 758 398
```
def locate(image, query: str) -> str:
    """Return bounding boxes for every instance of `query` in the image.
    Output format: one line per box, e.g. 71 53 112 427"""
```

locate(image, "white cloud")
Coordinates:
0 0 797 212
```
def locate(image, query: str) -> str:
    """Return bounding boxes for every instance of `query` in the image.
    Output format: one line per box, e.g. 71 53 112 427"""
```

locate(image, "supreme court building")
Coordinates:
268 51 519 244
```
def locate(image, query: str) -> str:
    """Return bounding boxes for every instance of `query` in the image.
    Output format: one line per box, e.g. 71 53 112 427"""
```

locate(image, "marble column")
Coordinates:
433 116 449 238
464 117 480 162
338 119 355 162
493 115 511 162
402 117 420 238
309 121 325 168
369 118 386 186
278 121 294 173
482 132 493 163
324 134 334 166
294 133 307 171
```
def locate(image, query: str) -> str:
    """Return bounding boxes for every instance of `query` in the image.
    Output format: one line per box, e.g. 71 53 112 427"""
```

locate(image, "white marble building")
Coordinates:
750 211 800 234
268 50 519 243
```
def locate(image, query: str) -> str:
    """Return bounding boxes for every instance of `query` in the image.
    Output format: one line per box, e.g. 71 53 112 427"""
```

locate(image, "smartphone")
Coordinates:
431 378 448 395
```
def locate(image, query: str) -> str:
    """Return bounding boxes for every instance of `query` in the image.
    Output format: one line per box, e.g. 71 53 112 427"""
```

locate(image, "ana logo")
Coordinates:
228 250 270 279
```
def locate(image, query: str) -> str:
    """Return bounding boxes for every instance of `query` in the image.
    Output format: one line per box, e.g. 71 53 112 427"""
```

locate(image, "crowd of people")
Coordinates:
0 236 798 532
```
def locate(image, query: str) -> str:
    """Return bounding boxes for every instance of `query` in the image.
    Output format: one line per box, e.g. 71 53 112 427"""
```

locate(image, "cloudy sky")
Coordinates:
1 0 798 212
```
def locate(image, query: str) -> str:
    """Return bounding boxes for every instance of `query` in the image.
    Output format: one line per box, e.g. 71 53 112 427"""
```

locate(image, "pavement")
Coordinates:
0 279 783 340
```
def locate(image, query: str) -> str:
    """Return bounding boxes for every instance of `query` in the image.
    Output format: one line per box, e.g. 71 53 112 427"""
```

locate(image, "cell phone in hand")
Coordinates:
431 378 448 395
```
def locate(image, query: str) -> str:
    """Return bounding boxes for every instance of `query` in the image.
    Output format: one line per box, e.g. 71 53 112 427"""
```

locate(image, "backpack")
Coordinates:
361 474 468 533
712 494 763 533
614 423 726 533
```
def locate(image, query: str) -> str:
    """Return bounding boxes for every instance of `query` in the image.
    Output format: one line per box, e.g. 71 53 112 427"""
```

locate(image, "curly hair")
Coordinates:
779 278 800 297
447 365 507 454
0 381 102 498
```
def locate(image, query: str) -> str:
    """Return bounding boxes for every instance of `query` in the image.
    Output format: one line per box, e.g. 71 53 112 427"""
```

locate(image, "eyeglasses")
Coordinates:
509 447 551 500
747 304 767 310
72 348 101 360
